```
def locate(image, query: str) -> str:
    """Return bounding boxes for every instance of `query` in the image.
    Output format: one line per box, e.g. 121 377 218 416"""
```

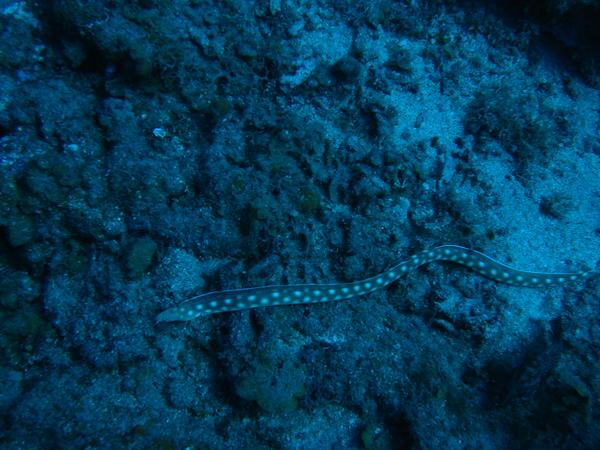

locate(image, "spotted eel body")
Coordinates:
156 245 597 323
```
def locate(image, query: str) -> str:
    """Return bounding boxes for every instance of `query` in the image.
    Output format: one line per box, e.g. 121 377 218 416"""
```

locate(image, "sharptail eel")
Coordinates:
156 245 598 323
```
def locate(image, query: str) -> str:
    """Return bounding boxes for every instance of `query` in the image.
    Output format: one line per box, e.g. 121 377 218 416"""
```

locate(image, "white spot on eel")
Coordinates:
156 245 598 323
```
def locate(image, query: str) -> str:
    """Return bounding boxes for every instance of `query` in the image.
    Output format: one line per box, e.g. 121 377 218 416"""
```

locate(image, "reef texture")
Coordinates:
0 0 599 448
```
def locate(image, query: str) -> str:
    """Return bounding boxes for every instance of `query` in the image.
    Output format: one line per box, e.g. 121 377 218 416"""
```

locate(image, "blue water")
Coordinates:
0 1 599 448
